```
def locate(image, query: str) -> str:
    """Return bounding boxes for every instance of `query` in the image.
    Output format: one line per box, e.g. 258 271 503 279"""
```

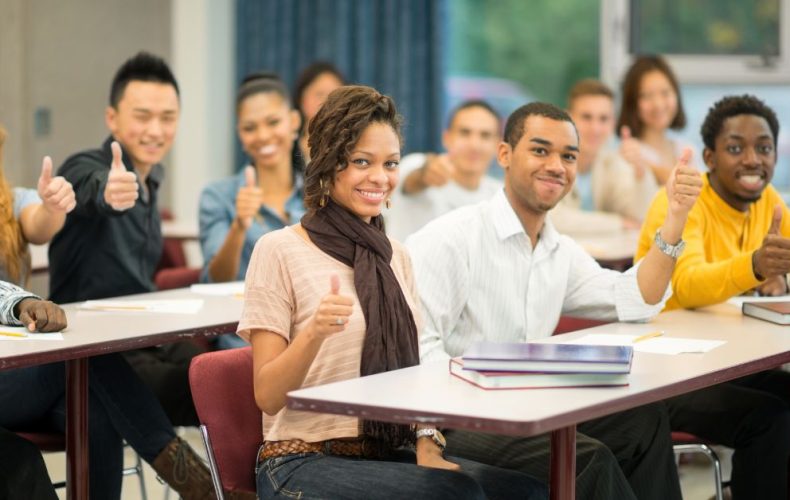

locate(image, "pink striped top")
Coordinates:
237 225 421 442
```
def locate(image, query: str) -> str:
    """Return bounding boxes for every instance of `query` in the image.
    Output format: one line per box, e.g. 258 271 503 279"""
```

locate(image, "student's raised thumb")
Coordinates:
620 126 631 140
245 166 256 188
677 148 692 168
769 204 783 235
330 274 340 295
110 142 124 171
40 156 53 184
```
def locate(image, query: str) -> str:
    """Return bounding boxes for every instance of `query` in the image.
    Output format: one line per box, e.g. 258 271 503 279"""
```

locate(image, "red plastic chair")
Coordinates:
189 347 260 499
154 267 202 290
552 316 611 335
157 209 189 272
672 431 725 500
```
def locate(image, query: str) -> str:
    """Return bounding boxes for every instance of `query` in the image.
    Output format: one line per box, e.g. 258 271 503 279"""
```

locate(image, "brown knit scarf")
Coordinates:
301 198 419 452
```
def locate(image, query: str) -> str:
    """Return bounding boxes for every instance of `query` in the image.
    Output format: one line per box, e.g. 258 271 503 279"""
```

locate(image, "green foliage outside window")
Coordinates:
448 0 601 107
631 0 780 56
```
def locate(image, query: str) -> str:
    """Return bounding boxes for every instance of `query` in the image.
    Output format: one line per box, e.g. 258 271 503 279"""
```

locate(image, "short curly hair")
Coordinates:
700 94 779 150
304 85 402 211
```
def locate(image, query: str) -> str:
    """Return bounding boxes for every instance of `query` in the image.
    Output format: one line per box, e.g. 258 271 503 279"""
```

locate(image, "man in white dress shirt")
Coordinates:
407 102 702 500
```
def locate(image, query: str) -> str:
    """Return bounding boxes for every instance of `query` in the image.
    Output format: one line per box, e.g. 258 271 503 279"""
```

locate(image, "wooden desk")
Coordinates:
0 287 242 499
288 303 790 500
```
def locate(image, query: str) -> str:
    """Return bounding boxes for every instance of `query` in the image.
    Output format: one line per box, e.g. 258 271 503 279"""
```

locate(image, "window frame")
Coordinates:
600 0 790 85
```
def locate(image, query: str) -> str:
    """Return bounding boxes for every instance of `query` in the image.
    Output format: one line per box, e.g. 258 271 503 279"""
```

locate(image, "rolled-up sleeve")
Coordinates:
562 239 670 322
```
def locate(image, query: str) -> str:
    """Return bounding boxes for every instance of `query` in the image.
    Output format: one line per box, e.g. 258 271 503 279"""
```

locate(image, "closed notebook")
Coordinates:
742 301 790 325
449 358 629 390
461 341 633 374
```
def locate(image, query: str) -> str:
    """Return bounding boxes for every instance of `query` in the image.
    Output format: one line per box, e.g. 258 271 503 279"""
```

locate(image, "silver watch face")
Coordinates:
654 230 684 258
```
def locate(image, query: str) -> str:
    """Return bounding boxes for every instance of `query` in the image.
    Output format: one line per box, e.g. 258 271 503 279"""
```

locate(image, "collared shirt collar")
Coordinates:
488 188 560 251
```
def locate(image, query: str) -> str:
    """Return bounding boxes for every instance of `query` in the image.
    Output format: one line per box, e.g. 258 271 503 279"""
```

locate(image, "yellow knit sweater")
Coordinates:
635 174 790 310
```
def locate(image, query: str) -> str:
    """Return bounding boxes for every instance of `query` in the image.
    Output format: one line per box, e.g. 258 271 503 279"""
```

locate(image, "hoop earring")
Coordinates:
385 198 391 209
319 178 328 208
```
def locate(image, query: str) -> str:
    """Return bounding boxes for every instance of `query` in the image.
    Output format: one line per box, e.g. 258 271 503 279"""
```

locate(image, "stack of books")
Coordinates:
742 301 790 325
450 341 633 390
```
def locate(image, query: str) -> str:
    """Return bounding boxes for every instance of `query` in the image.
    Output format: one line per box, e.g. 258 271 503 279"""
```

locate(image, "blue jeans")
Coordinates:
0 353 176 499
214 332 248 350
256 449 548 499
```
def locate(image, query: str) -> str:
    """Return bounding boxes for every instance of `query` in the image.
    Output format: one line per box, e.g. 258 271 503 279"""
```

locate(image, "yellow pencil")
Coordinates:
90 305 147 311
633 331 663 343
0 330 29 338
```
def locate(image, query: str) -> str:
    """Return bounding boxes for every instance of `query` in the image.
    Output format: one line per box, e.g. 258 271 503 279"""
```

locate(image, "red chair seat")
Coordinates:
15 431 66 452
189 347 259 494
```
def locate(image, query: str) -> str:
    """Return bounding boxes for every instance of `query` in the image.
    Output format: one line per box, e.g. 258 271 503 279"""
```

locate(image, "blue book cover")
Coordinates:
462 341 633 374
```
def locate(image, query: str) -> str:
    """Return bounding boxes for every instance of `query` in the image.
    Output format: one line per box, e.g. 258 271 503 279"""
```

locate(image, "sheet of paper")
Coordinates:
565 333 725 355
190 282 244 297
80 299 204 314
0 326 63 341
727 295 790 308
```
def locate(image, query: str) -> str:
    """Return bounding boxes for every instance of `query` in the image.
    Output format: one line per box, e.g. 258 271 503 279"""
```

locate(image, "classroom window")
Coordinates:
446 0 600 118
602 0 790 84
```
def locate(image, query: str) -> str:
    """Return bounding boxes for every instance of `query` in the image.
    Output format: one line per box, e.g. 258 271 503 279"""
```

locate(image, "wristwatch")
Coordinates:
654 228 685 259
415 428 446 451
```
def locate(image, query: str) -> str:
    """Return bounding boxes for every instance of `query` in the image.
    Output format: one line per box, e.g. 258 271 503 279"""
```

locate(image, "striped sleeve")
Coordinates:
0 280 40 325
562 238 668 322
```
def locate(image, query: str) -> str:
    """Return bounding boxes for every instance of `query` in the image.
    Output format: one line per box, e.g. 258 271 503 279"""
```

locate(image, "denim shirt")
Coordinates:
198 168 306 282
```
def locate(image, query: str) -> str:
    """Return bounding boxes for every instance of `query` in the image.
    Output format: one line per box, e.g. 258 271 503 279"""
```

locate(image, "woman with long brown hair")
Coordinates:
238 85 546 499
617 55 692 188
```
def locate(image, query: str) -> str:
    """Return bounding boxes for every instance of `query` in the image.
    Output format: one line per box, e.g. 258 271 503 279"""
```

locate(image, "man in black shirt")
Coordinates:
49 52 177 303
49 52 203 426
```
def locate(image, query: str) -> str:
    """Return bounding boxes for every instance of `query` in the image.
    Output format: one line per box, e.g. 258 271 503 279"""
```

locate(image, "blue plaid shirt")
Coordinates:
198 168 306 282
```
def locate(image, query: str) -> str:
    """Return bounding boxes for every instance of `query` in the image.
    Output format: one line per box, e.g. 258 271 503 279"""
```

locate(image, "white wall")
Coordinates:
0 0 236 226
170 0 236 226
0 0 172 188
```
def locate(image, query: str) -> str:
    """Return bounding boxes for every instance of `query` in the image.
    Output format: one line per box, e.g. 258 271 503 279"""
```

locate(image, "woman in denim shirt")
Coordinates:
199 73 306 286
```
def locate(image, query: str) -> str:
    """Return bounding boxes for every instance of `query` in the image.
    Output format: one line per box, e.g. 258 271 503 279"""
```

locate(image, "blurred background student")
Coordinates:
292 61 346 163
551 79 649 235
615 55 692 220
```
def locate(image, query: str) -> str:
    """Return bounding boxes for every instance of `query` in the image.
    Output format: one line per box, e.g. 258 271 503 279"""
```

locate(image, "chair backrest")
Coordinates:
155 267 202 290
189 347 260 493
553 316 611 335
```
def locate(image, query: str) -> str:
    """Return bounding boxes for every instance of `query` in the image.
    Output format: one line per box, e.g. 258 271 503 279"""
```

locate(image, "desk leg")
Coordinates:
66 358 89 500
550 425 576 500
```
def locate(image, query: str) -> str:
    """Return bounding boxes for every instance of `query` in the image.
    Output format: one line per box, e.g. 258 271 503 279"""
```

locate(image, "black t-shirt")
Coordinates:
48 137 164 303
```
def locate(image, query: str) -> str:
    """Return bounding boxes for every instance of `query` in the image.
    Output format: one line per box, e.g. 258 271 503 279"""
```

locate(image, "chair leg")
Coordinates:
673 443 724 500
136 452 148 500
200 425 225 500
121 444 148 500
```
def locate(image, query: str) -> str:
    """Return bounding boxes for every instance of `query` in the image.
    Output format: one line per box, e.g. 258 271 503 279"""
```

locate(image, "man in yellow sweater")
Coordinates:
636 94 790 499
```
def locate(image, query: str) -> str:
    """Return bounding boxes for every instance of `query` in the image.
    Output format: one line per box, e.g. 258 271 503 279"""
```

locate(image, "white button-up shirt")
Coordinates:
406 188 670 362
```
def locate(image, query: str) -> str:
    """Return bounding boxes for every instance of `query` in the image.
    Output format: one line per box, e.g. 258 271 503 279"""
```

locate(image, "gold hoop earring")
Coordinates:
319 178 328 208
385 198 391 209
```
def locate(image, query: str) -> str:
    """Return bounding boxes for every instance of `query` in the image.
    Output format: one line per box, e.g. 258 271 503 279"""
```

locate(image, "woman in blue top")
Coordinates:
199 73 306 285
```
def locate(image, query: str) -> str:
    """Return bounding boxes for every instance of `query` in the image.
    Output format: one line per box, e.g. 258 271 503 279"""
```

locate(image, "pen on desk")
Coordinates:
633 331 663 343
0 330 29 338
